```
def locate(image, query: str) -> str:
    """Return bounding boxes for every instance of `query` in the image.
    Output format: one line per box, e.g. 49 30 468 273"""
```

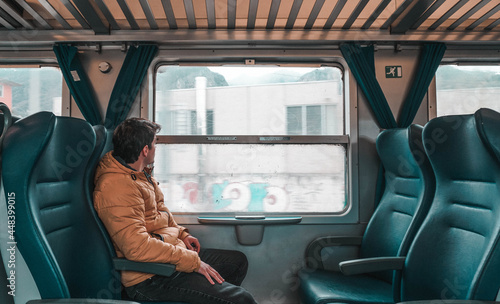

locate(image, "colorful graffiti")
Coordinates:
177 180 289 212
212 181 288 212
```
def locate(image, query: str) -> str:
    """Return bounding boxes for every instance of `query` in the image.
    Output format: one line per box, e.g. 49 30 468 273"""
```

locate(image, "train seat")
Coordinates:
1 112 126 301
0 103 41 304
0 112 180 304
391 108 500 301
299 109 500 303
299 124 435 304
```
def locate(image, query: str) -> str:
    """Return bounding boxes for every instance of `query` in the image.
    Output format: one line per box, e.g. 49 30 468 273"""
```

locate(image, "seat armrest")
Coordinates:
305 236 363 269
113 258 176 277
339 256 406 276
27 300 140 304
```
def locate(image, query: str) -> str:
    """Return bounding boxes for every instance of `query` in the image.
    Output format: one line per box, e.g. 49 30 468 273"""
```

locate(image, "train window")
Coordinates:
436 65 500 116
154 65 348 214
0 67 62 117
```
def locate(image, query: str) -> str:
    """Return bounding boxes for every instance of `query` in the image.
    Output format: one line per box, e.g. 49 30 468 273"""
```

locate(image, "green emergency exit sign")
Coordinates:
385 66 402 78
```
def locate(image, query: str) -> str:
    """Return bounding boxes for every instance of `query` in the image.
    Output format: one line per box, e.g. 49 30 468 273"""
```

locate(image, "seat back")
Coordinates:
1 112 121 299
359 125 435 283
398 109 500 301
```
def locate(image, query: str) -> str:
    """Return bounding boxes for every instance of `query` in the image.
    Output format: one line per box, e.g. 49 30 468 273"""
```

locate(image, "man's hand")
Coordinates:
183 235 200 253
197 261 225 285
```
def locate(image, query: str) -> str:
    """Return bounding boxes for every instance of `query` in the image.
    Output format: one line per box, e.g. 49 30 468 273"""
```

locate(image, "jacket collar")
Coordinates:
112 153 155 185
113 154 137 172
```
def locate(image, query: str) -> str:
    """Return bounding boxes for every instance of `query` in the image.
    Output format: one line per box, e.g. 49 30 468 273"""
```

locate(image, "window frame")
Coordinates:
151 60 358 225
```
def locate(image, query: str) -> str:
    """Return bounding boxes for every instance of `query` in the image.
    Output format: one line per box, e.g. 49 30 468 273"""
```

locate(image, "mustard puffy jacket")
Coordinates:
93 152 201 287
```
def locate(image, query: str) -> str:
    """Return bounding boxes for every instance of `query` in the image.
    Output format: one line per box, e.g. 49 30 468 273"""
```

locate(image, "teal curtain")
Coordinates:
53 44 102 125
341 42 446 207
398 43 447 127
340 44 398 129
104 44 158 129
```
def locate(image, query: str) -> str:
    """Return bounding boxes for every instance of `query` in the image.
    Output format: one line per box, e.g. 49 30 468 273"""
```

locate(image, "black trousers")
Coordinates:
124 249 258 304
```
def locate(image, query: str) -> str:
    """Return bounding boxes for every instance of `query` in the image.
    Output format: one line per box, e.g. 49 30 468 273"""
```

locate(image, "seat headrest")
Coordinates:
475 108 500 162
376 125 426 177
3 111 56 170
0 103 13 150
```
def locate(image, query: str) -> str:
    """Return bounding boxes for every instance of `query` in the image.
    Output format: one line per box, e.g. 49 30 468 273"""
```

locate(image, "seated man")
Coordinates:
94 117 257 304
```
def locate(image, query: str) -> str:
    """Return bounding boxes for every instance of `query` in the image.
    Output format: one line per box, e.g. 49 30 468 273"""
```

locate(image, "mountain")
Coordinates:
437 65 500 89
157 66 228 90
298 68 341 82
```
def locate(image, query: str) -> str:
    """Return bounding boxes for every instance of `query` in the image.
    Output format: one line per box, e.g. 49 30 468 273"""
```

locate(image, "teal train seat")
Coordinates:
390 108 500 302
1 112 179 304
300 109 500 303
299 124 435 304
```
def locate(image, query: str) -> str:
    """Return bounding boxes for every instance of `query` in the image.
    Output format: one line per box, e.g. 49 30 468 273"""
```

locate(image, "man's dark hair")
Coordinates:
112 118 161 164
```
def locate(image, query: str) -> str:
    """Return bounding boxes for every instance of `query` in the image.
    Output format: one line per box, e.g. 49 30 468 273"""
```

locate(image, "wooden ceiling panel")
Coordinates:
0 0 499 43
